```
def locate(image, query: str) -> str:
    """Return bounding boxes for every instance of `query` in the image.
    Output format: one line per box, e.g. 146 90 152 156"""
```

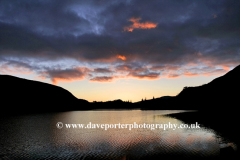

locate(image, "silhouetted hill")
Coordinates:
90 99 135 110
160 65 240 151
175 65 240 110
2 64 240 113
0 75 89 115
165 65 240 151
139 64 240 110
136 96 175 109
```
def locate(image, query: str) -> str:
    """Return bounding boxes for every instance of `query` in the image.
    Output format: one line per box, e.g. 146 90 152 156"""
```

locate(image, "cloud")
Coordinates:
114 63 160 80
0 56 234 84
117 55 126 61
183 71 199 77
0 59 37 75
167 74 180 79
124 17 158 32
0 63 33 75
40 67 90 84
93 68 112 73
90 76 114 82
0 0 240 84
202 69 227 76
151 65 180 71
129 72 160 79
163 66 229 79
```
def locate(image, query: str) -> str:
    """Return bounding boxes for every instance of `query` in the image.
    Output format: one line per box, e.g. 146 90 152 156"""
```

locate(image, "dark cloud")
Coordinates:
90 76 114 82
151 65 180 71
114 63 160 79
40 67 90 84
0 0 240 82
129 72 160 79
93 68 112 73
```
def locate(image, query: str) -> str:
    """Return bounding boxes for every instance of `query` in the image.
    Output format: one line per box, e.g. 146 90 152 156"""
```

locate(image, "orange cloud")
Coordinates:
51 77 84 85
117 55 126 61
124 17 157 32
202 69 227 77
222 66 230 71
183 71 199 77
167 74 180 79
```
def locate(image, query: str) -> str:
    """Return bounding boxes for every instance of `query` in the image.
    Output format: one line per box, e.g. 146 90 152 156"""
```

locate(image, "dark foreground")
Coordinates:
167 111 240 159
0 110 237 160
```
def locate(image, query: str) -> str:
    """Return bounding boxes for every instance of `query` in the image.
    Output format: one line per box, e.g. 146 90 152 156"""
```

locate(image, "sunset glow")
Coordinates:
117 55 127 61
124 17 158 32
0 0 239 102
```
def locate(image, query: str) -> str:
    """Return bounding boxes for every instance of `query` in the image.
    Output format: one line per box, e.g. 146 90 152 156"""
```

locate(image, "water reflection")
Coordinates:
0 110 232 159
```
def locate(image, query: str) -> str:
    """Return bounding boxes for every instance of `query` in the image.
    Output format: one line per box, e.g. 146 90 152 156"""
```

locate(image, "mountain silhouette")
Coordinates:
0 75 89 115
1 64 240 114
175 65 240 110
163 65 240 149
140 64 240 110
90 99 134 110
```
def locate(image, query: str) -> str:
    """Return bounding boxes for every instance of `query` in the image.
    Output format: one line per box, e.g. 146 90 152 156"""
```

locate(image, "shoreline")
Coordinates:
166 111 239 158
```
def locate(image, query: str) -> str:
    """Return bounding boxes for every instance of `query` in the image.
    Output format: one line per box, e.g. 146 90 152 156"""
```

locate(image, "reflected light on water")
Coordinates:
0 110 233 159
51 111 220 159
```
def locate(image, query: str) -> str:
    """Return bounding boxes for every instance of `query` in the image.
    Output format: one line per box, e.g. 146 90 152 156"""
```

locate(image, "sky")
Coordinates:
0 0 240 102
